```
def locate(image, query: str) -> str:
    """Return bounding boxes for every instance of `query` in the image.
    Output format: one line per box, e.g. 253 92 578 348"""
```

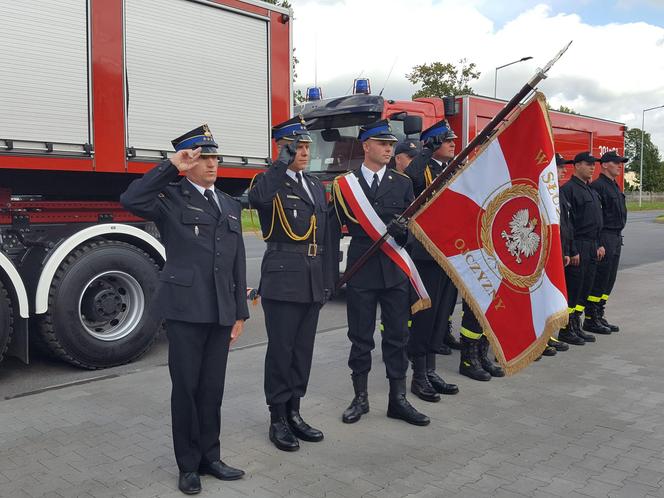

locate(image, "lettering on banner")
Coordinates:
540 170 560 218
535 149 549 166
455 238 505 311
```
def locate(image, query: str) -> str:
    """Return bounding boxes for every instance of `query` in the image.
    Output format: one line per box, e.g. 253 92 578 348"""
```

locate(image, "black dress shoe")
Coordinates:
541 345 557 356
178 472 201 495
199 461 245 481
427 371 459 394
287 411 324 442
269 418 300 452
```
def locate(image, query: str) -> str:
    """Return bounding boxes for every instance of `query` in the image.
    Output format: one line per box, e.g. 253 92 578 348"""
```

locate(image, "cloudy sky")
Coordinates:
290 0 664 153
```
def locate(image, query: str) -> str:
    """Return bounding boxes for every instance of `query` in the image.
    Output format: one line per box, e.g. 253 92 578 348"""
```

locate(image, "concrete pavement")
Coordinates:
1 260 663 498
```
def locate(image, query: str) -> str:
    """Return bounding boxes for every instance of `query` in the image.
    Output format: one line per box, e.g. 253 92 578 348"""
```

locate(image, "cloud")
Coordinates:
290 0 664 152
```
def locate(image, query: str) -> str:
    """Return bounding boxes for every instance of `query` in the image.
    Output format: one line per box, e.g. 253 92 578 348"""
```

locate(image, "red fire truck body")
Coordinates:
447 95 626 188
0 0 292 367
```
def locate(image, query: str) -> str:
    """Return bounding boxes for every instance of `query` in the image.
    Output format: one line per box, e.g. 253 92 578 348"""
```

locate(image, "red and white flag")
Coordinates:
336 173 431 313
410 93 568 374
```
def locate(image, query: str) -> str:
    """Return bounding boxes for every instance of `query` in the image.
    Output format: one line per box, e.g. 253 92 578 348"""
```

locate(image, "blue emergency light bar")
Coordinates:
306 87 323 101
353 78 371 95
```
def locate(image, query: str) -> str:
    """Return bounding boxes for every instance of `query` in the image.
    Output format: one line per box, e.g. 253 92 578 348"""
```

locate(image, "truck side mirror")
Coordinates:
403 115 422 136
321 129 341 142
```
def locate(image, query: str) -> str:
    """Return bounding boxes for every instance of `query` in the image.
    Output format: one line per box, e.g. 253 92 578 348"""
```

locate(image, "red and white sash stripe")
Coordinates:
337 173 431 313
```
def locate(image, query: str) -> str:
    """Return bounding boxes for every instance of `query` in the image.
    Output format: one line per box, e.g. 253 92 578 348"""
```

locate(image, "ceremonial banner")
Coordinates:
335 173 431 313
410 93 568 374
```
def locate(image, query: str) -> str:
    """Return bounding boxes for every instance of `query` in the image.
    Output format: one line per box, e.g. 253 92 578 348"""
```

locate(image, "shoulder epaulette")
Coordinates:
391 169 411 180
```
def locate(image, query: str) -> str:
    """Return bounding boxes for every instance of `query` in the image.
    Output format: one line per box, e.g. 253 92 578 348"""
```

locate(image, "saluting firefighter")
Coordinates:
558 152 604 345
403 120 460 401
330 119 430 427
584 151 628 334
249 117 331 452
121 125 247 495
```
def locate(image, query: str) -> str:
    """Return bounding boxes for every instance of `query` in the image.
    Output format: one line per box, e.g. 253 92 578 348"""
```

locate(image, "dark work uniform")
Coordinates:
249 161 329 408
330 168 414 380
559 188 575 262
560 175 603 313
404 154 458 356
588 174 626 307
121 161 249 472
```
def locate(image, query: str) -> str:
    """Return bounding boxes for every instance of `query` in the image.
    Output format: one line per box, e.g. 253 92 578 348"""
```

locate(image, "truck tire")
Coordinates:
0 281 13 364
38 240 162 369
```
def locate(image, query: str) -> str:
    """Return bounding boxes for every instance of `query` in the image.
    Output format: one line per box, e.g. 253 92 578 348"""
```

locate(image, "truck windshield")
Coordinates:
307 120 406 174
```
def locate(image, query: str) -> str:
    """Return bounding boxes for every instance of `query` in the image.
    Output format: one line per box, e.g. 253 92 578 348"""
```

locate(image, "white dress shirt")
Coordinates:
360 164 386 188
187 179 221 210
286 168 314 202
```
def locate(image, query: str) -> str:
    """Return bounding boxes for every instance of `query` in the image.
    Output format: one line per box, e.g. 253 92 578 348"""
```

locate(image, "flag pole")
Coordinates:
336 41 573 291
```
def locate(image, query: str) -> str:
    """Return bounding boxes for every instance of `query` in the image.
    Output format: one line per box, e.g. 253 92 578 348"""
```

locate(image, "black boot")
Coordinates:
558 314 585 345
286 398 323 442
410 355 440 402
443 320 462 350
574 311 596 342
386 378 430 426
426 353 458 395
479 336 505 377
342 374 369 424
582 303 611 335
548 337 569 351
269 404 299 452
597 301 619 332
459 336 491 381
435 342 452 355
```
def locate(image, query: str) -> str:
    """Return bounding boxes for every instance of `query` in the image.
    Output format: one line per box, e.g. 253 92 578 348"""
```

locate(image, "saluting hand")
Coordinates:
171 147 202 172
230 319 245 345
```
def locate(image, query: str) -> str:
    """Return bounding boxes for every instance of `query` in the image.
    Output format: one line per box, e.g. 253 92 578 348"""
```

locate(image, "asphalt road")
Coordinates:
1 210 662 400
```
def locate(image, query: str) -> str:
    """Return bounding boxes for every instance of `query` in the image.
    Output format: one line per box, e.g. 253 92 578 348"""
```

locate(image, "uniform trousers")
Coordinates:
347 281 410 379
460 300 483 338
262 298 321 406
565 239 598 311
166 320 231 472
408 260 458 356
589 231 622 302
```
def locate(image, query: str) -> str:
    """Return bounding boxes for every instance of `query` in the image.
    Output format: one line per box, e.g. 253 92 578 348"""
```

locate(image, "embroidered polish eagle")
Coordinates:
501 209 540 264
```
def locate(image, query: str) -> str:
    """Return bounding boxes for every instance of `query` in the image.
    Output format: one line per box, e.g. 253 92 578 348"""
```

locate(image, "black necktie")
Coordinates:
370 173 379 198
204 189 221 217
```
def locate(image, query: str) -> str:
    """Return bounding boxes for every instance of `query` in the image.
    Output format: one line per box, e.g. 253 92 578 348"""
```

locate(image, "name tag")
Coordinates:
286 194 300 199
228 214 238 220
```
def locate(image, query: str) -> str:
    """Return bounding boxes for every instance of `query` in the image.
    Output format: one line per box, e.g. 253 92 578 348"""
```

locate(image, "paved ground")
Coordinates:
1 257 663 497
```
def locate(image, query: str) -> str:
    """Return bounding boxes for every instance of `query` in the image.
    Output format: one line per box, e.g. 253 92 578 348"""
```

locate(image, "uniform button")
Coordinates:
214 267 219 271
216 237 220 241
216 252 221 256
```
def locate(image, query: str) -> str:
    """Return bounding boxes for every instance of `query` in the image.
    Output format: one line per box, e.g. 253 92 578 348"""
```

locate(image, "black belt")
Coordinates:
266 242 324 257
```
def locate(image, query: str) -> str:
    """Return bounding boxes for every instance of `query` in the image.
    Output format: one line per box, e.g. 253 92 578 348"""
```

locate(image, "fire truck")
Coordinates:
297 80 626 271
298 81 626 188
0 0 292 368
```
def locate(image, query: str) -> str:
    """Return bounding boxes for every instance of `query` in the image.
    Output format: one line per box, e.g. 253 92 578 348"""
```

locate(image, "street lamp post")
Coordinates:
639 104 664 207
494 56 533 99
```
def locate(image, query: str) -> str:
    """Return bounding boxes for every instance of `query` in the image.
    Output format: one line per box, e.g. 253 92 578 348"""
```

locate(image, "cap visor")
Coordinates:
368 134 398 142
199 146 221 156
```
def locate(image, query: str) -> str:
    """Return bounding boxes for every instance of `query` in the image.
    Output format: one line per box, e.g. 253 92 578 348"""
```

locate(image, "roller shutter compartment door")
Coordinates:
125 0 271 164
0 0 90 148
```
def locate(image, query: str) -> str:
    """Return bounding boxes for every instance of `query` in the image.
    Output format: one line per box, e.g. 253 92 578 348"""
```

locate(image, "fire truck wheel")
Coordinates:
38 240 162 369
0 280 13 364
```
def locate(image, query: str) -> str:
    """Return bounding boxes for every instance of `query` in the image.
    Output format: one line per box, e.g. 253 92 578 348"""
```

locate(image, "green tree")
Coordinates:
557 105 578 115
406 59 480 99
625 127 664 192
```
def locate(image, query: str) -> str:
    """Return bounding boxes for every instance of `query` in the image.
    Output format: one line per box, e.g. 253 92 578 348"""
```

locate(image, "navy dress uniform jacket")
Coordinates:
249 159 331 303
120 160 249 326
330 168 414 289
